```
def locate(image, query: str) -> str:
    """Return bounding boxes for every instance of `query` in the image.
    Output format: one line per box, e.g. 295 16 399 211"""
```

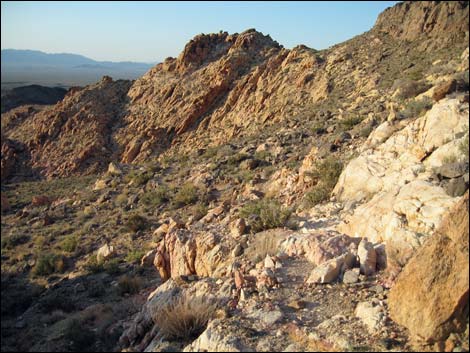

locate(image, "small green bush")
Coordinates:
302 157 344 207
60 235 79 253
33 252 65 276
339 116 363 130
172 183 198 208
141 185 170 207
459 130 469 160
125 250 146 264
125 170 153 186
1 233 30 250
401 97 433 118
239 198 291 233
85 255 104 273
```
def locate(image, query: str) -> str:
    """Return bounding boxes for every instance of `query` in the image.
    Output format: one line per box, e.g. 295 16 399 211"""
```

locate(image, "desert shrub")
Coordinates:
239 198 291 233
154 295 217 340
117 275 142 295
114 193 128 207
302 157 343 207
311 122 326 135
126 214 148 232
172 183 198 208
85 255 104 273
227 153 249 166
125 249 145 264
1 233 30 249
442 153 459 164
339 116 363 130
359 124 374 138
125 170 153 186
103 258 121 275
188 203 208 222
60 235 79 253
401 97 433 118
244 230 287 264
39 291 76 313
33 252 65 276
392 79 431 99
63 318 96 352
141 185 170 207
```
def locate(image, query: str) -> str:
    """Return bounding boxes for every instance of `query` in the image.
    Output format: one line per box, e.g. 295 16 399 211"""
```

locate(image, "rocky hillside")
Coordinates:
1 1 469 352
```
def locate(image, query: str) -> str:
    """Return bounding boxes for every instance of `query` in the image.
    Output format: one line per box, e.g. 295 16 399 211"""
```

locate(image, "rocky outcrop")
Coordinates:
388 192 469 343
154 229 231 281
374 1 469 43
335 98 469 266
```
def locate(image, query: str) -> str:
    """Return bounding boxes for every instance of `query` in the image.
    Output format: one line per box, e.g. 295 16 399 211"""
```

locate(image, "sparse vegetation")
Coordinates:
126 214 148 232
60 234 79 253
117 275 142 295
392 79 431 100
125 249 145 264
153 295 217 340
339 116 363 130
172 183 199 208
63 318 96 352
239 198 291 233
141 185 170 207
33 252 65 276
401 97 433 118
303 157 343 207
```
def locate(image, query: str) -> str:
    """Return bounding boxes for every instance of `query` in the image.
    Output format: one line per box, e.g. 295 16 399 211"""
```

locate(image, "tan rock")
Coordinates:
306 252 355 284
389 192 469 342
230 218 246 238
357 239 377 276
355 301 385 334
97 243 114 262
107 161 123 175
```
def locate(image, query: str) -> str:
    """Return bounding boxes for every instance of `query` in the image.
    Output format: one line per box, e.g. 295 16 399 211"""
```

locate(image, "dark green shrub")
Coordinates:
1 233 30 249
141 185 170 207
339 116 363 130
125 250 145 264
126 214 148 232
172 183 198 208
33 252 65 276
60 235 79 253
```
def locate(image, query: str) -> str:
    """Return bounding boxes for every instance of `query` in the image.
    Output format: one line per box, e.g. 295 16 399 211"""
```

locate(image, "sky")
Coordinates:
1 1 398 63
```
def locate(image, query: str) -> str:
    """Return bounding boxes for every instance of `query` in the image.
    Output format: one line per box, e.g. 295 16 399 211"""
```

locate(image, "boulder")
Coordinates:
357 239 377 276
355 301 385 334
230 218 246 238
432 79 457 102
280 231 361 266
97 243 114 262
306 252 355 284
389 192 469 342
108 161 123 175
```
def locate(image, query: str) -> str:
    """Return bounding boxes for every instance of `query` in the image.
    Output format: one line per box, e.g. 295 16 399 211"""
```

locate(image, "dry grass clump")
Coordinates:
154 295 217 340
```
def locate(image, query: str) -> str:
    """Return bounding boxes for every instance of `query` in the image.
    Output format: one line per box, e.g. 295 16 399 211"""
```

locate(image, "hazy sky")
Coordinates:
1 1 398 63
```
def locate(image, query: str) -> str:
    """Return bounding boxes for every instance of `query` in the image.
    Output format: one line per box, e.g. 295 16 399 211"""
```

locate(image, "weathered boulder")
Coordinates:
357 239 377 276
388 192 469 342
280 231 361 266
306 252 355 284
96 243 114 262
154 229 230 281
355 301 385 334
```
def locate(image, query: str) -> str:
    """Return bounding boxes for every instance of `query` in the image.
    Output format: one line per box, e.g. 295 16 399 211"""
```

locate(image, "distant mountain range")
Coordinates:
1 49 155 89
